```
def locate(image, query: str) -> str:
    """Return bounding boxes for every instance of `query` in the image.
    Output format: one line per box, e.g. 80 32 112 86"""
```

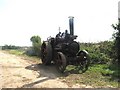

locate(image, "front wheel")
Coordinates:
77 50 90 73
55 52 67 73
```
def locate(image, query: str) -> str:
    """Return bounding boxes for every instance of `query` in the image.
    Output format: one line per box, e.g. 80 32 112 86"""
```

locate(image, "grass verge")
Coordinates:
2 49 40 63
64 64 119 88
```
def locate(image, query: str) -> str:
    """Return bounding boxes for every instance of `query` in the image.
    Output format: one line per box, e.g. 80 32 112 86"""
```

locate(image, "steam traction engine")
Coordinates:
41 16 90 73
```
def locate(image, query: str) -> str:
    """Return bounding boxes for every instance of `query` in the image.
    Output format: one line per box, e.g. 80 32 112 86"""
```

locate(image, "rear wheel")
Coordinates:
55 52 67 73
41 42 52 65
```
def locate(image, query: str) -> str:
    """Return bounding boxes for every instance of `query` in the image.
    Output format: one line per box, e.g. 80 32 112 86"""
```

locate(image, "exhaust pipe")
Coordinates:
69 16 74 35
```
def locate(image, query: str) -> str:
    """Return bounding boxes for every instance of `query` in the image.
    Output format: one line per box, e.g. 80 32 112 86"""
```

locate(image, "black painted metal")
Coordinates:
69 16 74 35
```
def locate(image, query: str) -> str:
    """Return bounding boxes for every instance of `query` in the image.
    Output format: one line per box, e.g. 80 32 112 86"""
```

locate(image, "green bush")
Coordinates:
2 45 20 50
112 20 120 64
30 35 41 56
80 41 119 80
80 41 114 64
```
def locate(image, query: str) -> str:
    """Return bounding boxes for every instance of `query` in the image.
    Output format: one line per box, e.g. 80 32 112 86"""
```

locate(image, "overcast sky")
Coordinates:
0 0 119 46
118 1 120 18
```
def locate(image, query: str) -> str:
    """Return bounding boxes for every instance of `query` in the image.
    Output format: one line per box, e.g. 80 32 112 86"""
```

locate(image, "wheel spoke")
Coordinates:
78 50 90 73
56 52 66 73
41 42 52 65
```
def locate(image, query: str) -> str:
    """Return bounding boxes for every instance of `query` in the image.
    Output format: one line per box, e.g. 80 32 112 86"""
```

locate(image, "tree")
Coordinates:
30 35 41 56
112 19 120 64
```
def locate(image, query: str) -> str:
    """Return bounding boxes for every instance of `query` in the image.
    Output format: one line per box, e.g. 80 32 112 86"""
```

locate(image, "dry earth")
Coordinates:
0 50 93 88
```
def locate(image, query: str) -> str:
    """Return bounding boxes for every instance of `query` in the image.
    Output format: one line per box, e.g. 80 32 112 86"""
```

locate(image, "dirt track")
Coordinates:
0 51 93 88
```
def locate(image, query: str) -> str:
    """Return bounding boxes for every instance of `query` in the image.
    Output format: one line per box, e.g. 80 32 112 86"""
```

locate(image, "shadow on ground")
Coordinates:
25 63 64 78
21 63 64 88
21 63 85 88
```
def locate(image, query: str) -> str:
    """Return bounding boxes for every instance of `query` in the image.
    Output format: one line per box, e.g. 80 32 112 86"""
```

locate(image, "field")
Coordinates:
2 45 119 88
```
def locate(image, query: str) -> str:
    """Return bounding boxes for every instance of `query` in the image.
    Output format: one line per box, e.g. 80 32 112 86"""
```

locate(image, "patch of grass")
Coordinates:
64 64 119 88
3 49 40 63
5 49 25 55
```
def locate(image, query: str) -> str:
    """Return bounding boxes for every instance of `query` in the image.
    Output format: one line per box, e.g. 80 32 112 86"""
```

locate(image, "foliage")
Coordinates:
109 63 120 80
80 41 114 64
112 19 120 64
79 41 119 83
2 44 20 50
30 35 41 56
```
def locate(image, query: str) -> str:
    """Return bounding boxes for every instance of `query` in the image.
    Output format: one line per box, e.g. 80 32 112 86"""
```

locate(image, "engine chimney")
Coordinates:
69 16 74 35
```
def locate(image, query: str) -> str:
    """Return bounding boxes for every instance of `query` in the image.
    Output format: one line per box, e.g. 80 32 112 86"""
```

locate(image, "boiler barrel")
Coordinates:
69 16 74 35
